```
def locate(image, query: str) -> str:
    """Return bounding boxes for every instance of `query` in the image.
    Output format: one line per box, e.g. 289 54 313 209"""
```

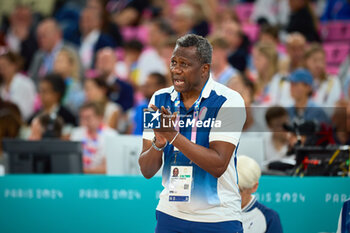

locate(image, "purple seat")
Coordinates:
320 21 350 42
234 3 254 22
323 43 350 66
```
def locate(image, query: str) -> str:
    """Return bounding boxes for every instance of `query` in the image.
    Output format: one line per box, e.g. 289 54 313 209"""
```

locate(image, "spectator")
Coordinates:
2 5 38 71
221 19 250 72
303 43 342 109
123 39 144 87
251 0 290 26
228 74 261 132
53 48 85 114
237 155 283 233
29 18 80 86
264 106 290 165
0 100 22 159
209 35 239 86
28 113 64 140
332 100 350 145
84 77 121 131
130 72 167 135
286 0 320 42
77 7 116 70
86 0 123 46
70 102 118 174
0 49 36 120
95 48 134 112
321 0 350 21
29 73 77 130
171 4 196 37
287 68 330 124
251 42 278 105
136 19 172 85
283 32 307 73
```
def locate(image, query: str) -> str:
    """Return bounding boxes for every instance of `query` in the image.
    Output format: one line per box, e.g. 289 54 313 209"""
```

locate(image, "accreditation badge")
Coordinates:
168 166 193 202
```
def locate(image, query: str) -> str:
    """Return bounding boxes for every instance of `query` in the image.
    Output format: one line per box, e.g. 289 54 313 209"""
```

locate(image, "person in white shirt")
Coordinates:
263 106 290 168
70 102 117 174
237 155 283 233
0 50 36 120
304 43 342 109
209 35 239 86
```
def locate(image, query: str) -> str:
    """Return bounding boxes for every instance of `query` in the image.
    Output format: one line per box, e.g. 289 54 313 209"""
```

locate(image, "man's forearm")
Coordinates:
138 141 163 179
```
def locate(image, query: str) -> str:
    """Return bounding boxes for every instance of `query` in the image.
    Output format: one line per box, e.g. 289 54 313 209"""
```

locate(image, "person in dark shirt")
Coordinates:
28 73 77 128
286 0 320 42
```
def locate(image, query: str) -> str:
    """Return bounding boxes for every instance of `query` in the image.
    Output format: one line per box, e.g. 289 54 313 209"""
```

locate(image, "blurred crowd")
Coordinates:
0 0 350 173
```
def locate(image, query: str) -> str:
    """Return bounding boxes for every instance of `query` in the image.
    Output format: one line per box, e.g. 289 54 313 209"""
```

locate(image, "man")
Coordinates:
210 35 238 86
237 155 283 233
78 7 116 69
287 68 329 124
70 102 117 174
28 19 79 85
139 34 246 233
95 47 134 112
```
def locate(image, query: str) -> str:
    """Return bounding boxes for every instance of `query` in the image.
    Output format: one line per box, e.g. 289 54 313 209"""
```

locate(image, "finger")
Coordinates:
149 104 158 112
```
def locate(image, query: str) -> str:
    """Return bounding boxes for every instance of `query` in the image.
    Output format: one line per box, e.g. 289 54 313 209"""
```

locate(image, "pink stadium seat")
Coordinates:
121 26 149 44
242 23 259 42
323 43 350 66
234 3 254 22
320 21 350 42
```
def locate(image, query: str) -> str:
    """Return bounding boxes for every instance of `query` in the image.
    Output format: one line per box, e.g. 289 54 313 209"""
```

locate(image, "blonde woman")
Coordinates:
304 43 342 108
53 48 84 114
251 42 294 107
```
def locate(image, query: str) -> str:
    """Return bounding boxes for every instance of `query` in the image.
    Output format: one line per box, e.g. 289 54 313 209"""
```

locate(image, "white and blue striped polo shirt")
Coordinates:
143 77 246 223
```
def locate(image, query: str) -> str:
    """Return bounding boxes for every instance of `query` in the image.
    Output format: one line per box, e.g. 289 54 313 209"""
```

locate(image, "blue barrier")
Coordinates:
0 175 349 233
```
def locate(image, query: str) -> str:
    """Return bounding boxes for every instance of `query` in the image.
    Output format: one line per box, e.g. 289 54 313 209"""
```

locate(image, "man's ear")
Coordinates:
202 64 210 78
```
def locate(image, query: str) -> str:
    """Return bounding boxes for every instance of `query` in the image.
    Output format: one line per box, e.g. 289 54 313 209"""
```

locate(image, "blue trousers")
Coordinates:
155 211 243 233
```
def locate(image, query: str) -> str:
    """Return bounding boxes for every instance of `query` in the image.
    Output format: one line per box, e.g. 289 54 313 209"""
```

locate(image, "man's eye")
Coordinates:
181 62 188 67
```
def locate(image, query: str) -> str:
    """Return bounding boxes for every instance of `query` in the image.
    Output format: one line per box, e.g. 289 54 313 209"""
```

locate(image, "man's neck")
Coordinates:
295 97 308 109
241 195 253 209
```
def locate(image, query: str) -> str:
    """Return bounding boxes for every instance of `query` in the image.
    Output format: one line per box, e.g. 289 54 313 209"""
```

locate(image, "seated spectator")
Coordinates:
221 19 250 72
130 72 167 135
282 32 307 73
123 39 144 87
28 113 64 140
70 102 118 174
209 35 238 86
237 155 283 233
86 0 123 46
2 5 38 71
29 73 77 131
304 43 342 109
321 0 350 21
0 49 36 120
29 18 80 86
0 100 22 159
287 68 330 124
77 7 116 69
95 48 134 112
136 19 172 85
84 77 121 131
332 100 350 145
286 0 320 42
228 74 263 133
251 0 289 26
264 106 290 166
171 4 196 37
53 48 85 114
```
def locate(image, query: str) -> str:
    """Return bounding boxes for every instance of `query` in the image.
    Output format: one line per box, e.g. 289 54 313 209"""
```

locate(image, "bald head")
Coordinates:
95 48 117 76
286 32 307 69
80 7 102 36
37 19 62 52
